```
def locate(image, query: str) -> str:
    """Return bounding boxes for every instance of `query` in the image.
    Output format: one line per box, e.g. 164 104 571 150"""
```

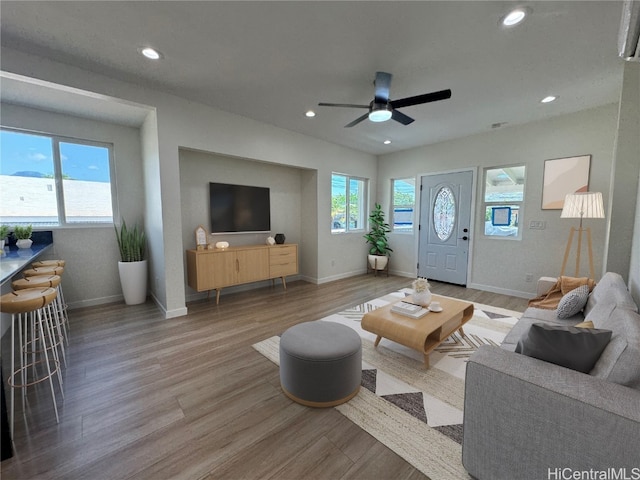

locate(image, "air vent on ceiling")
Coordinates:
618 0 640 61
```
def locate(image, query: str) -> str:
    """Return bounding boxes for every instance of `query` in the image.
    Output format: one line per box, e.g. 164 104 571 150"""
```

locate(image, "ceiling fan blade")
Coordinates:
390 89 452 109
318 102 369 109
345 113 369 128
392 109 414 126
374 71 392 103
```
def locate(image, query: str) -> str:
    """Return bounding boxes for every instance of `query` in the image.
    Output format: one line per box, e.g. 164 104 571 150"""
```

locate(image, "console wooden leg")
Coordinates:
215 289 221 305
281 276 287 290
374 336 382 347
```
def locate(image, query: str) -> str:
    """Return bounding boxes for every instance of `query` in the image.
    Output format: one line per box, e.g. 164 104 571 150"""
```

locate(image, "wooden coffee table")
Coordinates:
362 294 474 368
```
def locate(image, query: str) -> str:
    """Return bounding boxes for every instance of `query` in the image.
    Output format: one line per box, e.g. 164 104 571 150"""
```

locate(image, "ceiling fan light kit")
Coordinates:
369 104 392 122
319 71 451 128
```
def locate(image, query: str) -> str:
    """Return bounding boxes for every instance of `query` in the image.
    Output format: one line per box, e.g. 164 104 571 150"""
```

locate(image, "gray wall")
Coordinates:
378 103 619 297
179 149 306 300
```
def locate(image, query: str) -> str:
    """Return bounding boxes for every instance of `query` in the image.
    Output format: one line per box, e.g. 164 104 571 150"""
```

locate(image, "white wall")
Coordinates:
1 47 377 317
378 103 619 297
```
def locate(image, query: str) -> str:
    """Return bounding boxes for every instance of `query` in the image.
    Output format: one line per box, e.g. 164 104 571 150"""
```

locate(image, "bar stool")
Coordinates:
24 265 69 336
32 260 66 268
12 275 68 366
0 287 63 436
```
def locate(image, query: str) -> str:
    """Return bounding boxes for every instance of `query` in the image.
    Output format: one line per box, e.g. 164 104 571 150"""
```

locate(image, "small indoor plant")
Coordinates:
412 277 432 306
0 225 9 249
114 219 148 305
13 224 33 249
364 203 393 270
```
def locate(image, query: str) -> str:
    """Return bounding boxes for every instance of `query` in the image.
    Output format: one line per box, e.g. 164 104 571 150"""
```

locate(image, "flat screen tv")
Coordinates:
209 182 271 233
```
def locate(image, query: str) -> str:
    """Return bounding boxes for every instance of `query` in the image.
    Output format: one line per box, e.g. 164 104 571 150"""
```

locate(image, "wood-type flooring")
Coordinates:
0 274 528 479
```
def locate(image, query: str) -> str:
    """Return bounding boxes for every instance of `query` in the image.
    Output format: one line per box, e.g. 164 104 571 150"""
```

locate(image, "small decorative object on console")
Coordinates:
266 236 275 245
195 225 208 251
275 233 286 244
215 241 229 249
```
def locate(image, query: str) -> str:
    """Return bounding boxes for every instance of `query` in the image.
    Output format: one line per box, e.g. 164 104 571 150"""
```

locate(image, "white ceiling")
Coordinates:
0 1 627 155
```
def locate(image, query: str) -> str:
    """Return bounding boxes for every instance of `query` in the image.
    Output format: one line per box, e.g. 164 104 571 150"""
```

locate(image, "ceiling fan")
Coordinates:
318 71 452 128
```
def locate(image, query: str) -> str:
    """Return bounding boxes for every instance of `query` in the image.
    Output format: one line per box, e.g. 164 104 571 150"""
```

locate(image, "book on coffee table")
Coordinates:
391 301 429 319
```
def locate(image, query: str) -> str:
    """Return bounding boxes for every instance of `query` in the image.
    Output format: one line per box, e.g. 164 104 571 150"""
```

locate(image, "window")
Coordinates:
391 177 416 233
0 128 114 226
483 165 525 238
331 173 367 233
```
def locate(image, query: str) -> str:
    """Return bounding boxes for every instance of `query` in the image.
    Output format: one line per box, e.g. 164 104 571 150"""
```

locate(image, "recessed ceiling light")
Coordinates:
541 96 557 103
305 110 316 118
383 140 392 145
500 7 530 27
140 47 162 60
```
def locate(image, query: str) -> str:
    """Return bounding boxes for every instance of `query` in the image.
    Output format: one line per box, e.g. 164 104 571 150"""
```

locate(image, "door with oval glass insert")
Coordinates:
418 170 473 285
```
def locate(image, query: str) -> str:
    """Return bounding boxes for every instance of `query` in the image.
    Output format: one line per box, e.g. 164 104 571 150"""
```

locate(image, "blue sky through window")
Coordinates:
1 130 110 182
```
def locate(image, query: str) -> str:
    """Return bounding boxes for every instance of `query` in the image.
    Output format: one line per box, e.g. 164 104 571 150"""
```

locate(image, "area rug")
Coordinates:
252 290 522 480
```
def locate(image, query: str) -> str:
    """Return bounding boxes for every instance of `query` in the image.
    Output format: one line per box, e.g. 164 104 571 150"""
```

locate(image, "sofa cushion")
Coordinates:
515 323 612 373
501 313 582 351
584 272 638 318
557 285 590 318
589 307 640 389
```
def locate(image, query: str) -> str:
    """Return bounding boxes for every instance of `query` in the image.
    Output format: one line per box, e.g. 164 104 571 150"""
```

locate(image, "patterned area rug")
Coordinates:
252 290 521 480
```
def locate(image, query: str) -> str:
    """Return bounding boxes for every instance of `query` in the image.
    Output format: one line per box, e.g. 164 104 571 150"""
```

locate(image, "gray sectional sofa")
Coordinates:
462 272 640 480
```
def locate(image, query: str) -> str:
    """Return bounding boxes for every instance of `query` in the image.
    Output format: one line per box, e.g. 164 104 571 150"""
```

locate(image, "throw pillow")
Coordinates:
573 320 594 328
515 323 612 373
556 284 590 318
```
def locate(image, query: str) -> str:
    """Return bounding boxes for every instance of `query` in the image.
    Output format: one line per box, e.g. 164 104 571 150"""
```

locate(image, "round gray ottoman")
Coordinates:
279 320 362 407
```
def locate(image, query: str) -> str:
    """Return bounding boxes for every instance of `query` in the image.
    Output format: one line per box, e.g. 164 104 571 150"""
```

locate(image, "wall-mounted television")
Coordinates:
209 182 271 233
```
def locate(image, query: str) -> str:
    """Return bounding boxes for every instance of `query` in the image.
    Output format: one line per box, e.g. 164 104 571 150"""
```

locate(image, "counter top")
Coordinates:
0 243 53 285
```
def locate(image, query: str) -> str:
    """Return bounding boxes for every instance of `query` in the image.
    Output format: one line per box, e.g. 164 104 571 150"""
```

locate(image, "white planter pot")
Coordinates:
367 254 388 270
118 260 148 305
413 289 432 306
16 239 33 249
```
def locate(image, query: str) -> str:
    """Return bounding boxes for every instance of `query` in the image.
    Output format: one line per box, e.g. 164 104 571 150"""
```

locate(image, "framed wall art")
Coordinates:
541 155 591 210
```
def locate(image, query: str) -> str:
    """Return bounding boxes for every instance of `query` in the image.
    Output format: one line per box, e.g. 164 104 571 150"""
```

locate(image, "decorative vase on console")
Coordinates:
275 233 286 244
412 277 432 306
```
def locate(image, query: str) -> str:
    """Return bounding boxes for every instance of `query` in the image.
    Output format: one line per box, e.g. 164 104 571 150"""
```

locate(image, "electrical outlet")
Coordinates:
529 220 546 230
525 273 533 282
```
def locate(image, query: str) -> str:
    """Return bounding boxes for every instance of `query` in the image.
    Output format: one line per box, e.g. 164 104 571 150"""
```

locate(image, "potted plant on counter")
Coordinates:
13 225 33 249
114 219 147 305
364 203 392 271
0 225 9 250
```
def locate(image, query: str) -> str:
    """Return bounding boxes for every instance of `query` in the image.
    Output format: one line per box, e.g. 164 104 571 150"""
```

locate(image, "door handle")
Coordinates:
458 236 468 241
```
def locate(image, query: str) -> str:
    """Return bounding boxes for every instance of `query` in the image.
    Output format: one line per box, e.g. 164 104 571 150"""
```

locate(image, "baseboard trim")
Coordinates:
67 294 123 310
467 282 534 299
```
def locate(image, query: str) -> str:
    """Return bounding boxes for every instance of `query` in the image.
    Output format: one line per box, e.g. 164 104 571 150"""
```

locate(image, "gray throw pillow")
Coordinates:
515 323 612 373
556 284 590 318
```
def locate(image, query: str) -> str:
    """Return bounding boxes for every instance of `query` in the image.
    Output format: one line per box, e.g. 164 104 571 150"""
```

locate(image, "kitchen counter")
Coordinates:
0 231 54 285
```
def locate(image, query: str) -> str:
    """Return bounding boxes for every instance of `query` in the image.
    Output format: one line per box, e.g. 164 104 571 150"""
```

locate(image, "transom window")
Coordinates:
331 173 367 233
0 128 115 226
483 165 525 238
391 177 416 233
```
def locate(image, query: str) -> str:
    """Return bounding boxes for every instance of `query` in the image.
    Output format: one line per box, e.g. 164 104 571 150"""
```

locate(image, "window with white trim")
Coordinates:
331 173 367 233
391 177 416 233
0 128 115 226
483 165 525 238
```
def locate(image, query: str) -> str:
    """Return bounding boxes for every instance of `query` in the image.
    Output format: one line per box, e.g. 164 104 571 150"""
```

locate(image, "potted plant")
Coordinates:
114 219 148 305
364 203 393 271
13 225 33 249
0 225 9 250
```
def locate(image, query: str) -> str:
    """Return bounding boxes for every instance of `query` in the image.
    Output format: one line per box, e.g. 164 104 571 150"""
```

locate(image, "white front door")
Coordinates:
418 171 473 285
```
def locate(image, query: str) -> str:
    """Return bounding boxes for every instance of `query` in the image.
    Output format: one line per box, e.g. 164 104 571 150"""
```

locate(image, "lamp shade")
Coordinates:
561 192 605 219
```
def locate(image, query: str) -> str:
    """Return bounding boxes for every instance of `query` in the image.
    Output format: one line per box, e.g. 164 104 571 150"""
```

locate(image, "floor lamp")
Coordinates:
560 192 605 279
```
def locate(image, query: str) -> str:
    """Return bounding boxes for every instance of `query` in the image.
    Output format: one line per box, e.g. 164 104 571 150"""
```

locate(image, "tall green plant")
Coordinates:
0 225 10 240
364 203 393 256
115 220 146 262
